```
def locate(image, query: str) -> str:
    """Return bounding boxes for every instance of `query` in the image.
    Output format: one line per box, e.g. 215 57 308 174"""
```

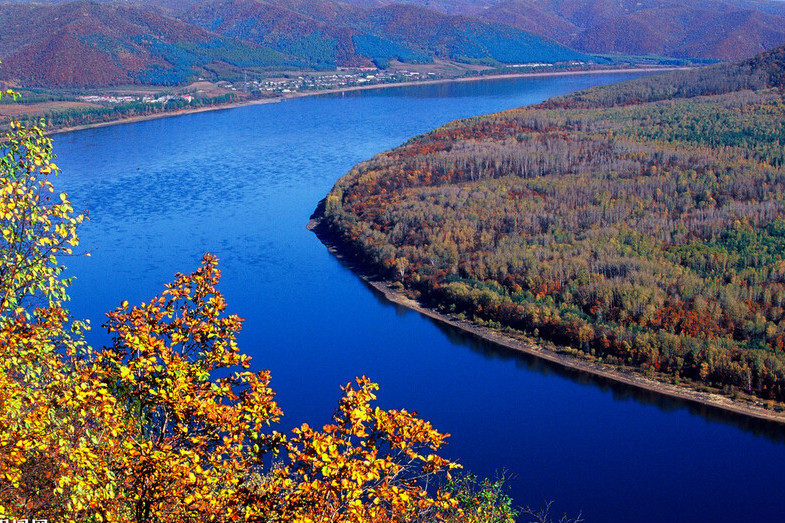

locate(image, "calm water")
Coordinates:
53 74 785 522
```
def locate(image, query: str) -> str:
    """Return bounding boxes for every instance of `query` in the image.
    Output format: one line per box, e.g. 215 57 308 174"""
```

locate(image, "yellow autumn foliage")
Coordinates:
0 119 519 522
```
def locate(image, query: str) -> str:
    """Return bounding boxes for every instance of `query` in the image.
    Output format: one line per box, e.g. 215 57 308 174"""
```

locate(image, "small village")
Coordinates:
73 68 440 106
71 64 580 107
78 93 195 104
230 68 437 94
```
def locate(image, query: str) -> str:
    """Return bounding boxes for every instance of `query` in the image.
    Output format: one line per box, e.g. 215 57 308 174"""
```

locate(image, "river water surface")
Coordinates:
53 73 785 522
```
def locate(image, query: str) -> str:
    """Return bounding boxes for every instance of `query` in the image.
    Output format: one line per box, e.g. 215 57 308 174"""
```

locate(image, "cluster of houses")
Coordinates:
78 94 194 104
72 62 585 106
222 69 436 94
74 68 435 107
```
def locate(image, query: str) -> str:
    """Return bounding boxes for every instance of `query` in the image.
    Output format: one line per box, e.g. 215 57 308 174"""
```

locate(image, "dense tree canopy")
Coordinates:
316 45 785 404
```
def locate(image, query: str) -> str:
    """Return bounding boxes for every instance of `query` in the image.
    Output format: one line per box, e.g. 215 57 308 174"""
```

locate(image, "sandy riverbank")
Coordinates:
307 217 785 426
48 66 685 135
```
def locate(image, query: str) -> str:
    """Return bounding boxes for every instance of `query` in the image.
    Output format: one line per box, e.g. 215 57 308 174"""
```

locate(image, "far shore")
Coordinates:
48 66 686 135
307 218 785 426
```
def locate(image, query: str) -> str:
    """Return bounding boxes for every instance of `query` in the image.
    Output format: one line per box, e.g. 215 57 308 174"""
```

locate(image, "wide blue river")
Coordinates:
53 73 785 522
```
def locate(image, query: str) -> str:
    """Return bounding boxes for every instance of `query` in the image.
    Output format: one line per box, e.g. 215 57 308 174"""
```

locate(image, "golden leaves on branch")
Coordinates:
1 254 462 523
0 121 467 523
272 377 459 523
0 120 85 316
95 254 284 523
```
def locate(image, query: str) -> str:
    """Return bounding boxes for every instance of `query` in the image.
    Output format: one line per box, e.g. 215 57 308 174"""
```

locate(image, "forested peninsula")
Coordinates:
312 44 785 418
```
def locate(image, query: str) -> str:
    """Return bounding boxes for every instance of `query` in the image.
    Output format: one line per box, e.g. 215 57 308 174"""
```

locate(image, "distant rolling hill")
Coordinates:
183 0 587 69
8 0 785 88
343 0 785 60
0 0 588 88
0 1 292 87
481 0 785 60
6 0 785 64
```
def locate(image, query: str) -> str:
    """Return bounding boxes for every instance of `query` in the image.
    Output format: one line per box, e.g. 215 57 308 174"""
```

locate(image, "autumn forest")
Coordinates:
6 13 785 521
316 44 785 404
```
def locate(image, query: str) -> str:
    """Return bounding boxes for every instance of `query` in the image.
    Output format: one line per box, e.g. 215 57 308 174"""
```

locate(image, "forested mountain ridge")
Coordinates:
0 1 293 87
183 0 586 69
315 44 785 404
543 44 785 108
0 0 585 88
480 0 785 61
6 0 785 68
346 0 785 61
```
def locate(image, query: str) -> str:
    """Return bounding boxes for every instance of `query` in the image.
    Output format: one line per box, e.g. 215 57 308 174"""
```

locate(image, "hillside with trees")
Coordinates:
184 0 586 69
9 0 785 90
479 0 785 61
314 44 785 406
0 0 587 88
343 0 785 61
0 1 293 87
